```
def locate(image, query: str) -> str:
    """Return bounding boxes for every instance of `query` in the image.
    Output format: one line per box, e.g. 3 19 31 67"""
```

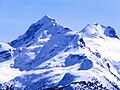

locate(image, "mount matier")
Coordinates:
0 15 120 90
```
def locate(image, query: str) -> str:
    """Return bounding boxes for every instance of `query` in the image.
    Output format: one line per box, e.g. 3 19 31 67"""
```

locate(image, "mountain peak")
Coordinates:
1 16 120 90
80 22 119 39
42 15 51 19
9 15 61 47
37 15 56 25
89 22 98 26
80 22 104 38
41 15 54 20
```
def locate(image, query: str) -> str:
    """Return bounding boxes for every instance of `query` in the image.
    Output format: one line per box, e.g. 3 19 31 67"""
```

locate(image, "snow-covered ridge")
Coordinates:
80 22 119 39
9 16 119 48
9 15 62 48
0 15 120 90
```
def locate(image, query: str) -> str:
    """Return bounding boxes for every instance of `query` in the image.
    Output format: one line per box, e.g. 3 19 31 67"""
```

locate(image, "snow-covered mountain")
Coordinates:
0 15 120 90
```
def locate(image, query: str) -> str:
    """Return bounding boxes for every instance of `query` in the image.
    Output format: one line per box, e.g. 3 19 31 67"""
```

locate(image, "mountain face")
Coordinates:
0 15 120 90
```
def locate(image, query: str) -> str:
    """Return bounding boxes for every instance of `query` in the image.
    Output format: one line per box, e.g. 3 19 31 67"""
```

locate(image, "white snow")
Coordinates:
0 58 25 83
0 42 13 52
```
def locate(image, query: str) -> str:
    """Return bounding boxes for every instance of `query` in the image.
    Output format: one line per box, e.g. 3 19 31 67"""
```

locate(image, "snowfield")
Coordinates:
0 15 120 90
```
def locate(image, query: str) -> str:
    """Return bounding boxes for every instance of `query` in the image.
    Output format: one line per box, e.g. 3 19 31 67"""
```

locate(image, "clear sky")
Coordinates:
0 0 120 42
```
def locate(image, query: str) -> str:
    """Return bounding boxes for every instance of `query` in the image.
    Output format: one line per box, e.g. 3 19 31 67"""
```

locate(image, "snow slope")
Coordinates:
0 15 120 90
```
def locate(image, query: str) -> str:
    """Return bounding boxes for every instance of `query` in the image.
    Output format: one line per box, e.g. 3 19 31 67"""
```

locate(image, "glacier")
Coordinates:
0 15 120 90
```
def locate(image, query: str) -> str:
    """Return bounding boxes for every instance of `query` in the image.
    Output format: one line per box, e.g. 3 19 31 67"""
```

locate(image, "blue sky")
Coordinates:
0 0 120 42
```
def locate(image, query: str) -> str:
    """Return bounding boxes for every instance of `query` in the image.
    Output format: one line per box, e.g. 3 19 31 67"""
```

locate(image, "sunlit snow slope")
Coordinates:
0 15 120 90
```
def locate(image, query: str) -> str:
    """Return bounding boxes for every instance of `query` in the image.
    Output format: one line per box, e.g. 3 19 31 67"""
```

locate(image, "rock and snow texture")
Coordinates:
80 22 119 39
0 15 120 90
104 26 119 39
0 42 13 62
9 15 63 48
